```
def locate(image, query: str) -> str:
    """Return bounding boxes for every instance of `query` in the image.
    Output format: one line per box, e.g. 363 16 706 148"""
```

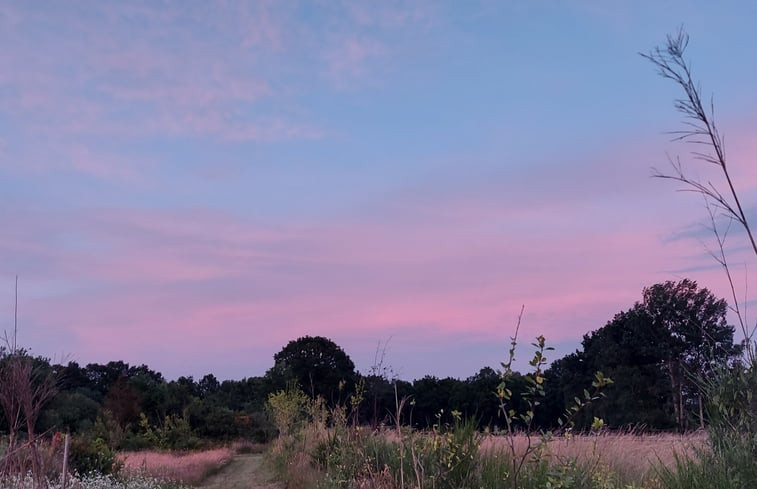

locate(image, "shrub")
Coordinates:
132 413 200 451
267 383 309 437
69 435 121 475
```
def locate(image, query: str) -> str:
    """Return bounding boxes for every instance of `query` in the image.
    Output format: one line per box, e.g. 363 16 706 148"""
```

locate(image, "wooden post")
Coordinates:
61 433 70 489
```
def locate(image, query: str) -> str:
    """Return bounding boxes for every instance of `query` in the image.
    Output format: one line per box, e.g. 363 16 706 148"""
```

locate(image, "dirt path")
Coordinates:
199 453 282 489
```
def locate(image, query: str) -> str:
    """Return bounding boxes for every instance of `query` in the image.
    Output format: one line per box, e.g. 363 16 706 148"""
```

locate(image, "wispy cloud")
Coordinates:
0 173 722 379
0 2 323 169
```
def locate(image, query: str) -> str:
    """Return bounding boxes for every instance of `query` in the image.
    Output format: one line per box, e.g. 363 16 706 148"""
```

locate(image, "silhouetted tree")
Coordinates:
546 280 740 430
641 279 740 429
267 336 357 404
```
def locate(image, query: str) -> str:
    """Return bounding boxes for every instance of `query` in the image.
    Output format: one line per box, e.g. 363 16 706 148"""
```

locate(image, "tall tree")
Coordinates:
546 280 740 430
641 279 740 429
572 307 673 429
267 336 357 403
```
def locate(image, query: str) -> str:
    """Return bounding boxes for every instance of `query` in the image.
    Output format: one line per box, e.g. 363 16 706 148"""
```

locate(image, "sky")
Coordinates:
1 1 757 381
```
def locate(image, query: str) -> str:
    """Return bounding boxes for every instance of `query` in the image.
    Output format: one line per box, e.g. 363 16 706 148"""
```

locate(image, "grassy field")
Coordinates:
268 412 717 489
480 432 705 482
119 447 235 485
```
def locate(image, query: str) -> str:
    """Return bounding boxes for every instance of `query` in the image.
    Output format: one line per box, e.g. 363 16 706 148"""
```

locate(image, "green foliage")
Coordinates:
272 328 616 489
69 435 121 475
39 390 100 434
705 364 757 440
659 364 757 489
643 280 741 430
477 452 639 489
267 383 309 437
414 412 480 489
132 412 200 451
656 446 756 489
184 399 242 440
312 410 481 489
495 327 612 489
244 411 278 443
546 280 739 431
91 410 126 450
498 334 552 432
299 416 652 489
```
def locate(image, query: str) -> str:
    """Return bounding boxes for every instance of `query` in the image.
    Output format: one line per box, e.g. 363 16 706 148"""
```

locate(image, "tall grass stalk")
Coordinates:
644 29 757 489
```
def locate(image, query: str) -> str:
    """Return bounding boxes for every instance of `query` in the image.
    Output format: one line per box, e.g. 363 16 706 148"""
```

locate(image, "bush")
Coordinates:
131 413 200 451
266 384 309 437
69 435 121 475
246 410 277 443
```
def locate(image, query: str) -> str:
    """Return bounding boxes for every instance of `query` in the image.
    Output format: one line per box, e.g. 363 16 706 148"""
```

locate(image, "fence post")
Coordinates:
61 433 70 489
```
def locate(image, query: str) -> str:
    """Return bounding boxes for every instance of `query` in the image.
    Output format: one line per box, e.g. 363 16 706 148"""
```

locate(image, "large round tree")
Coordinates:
545 279 741 431
641 279 741 429
268 336 357 403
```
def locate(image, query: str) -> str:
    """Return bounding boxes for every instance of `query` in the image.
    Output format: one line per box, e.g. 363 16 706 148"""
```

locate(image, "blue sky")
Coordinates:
1 1 756 380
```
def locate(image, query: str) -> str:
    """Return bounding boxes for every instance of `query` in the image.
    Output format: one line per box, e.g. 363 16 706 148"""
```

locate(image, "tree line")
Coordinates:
0 278 742 458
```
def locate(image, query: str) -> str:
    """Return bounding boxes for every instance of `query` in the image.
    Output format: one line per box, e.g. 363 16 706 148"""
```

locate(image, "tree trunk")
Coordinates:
371 395 378 430
667 360 681 431
698 391 705 430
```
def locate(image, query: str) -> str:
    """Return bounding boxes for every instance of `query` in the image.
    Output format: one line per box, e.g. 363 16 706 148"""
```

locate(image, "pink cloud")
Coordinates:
66 145 149 184
7 113 757 378
0 2 322 148
4 191 724 374
2 185 741 381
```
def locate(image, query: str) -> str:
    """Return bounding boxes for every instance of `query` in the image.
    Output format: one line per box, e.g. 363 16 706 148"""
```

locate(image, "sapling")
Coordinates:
497 306 612 489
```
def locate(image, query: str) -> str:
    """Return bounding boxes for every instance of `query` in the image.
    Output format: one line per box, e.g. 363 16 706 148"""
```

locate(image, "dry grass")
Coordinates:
118 447 235 485
480 432 706 481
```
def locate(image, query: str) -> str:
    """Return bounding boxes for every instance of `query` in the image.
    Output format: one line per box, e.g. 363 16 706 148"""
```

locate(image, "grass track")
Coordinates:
199 453 281 489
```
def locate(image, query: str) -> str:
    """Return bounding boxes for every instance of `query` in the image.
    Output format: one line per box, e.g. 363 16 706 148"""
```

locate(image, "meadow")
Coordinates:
265 390 749 489
118 447 235 486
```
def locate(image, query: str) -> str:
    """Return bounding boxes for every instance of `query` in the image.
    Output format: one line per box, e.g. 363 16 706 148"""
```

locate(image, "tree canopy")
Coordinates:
267 335 357 403
545 279 740 430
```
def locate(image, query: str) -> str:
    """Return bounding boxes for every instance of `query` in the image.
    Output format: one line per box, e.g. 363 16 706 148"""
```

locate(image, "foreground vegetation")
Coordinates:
0 444 255 489
0 473 190 489
266 376 753 489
